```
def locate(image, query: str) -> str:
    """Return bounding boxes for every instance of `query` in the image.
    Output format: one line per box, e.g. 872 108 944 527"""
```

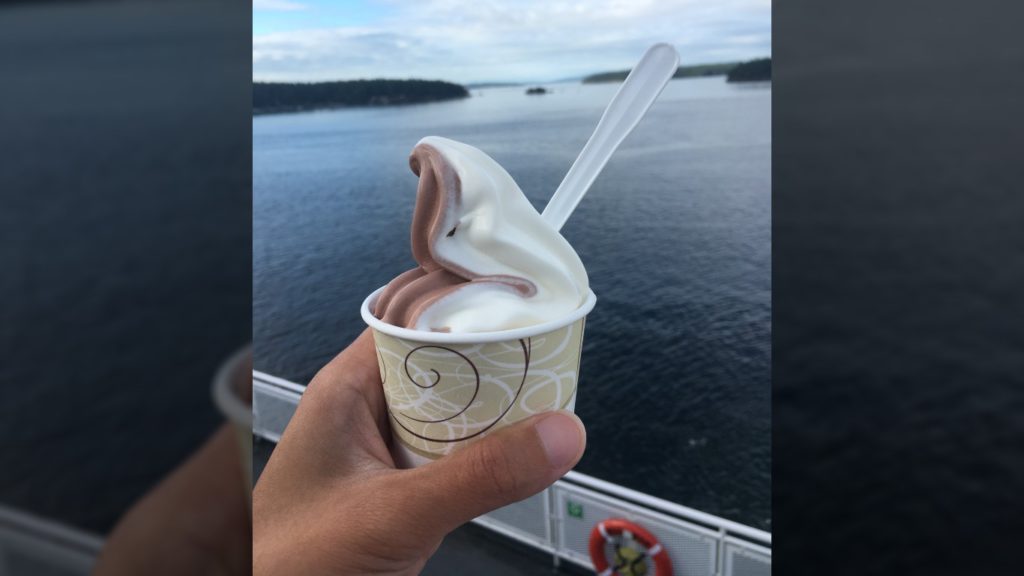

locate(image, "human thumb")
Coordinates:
401 410 586 537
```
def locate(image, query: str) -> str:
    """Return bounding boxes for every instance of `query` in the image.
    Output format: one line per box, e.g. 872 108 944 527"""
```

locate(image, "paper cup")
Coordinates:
212 345 254 504
361 287 597 468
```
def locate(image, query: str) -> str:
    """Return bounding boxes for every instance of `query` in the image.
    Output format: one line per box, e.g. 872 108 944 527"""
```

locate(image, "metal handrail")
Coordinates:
562 471 771 546
253 369 307 394
252 370 771 547
0 504 103 573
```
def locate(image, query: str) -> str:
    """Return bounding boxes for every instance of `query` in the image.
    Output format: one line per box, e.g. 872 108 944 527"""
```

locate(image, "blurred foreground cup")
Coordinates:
212 345 253 507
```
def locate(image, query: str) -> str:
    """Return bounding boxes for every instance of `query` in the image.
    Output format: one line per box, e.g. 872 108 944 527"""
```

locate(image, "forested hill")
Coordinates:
726 58 771 82
583 57 771 84
253 79 469 114
583 62 739 83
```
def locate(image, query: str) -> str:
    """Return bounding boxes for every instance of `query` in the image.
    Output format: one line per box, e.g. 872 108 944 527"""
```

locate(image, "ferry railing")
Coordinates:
255 370 771 576
0 505 103 575
0 371 770 576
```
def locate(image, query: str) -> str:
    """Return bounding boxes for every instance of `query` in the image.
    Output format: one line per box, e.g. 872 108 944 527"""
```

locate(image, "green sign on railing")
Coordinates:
567 500 584 519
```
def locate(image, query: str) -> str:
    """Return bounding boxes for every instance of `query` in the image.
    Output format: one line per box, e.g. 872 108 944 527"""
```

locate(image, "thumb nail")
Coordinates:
535 411 585 470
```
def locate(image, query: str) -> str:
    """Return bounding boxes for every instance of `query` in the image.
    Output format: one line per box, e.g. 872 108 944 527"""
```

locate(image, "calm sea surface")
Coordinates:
253 77 771 530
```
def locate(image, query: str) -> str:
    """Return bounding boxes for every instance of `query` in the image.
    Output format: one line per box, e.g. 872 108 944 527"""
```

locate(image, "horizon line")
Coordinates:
251 55 771 86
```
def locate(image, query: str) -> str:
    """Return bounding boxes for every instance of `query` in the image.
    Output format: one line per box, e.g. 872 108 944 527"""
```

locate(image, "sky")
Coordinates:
253 0 771 84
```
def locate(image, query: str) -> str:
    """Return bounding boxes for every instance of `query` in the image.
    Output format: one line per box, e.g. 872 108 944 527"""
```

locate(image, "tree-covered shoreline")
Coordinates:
583 57 771 84
252 58 771 115
253 79 469 115
726 58 771 83
583 62 739 83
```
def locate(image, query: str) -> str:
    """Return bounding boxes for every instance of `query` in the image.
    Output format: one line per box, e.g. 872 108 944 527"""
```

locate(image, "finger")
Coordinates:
306 328 388 424
94 426 250 575
307 328 392 460
397 411 586 539
264 330 392 482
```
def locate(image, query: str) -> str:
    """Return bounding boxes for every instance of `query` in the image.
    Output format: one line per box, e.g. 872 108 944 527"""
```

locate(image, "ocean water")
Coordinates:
253 77 771 530
0 2 252 534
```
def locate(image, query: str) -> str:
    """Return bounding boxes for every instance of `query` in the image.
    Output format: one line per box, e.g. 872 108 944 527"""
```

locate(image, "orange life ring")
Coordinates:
588 518 673 576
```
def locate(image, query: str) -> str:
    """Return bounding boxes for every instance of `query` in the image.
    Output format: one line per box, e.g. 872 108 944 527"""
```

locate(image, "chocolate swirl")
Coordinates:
372 140 538 330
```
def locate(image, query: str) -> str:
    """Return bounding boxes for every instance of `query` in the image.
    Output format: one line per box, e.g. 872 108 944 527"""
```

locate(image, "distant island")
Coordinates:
583 57 771 84
726 58 771 82
525 86 548 95
253 79 469 115
465 82 522 89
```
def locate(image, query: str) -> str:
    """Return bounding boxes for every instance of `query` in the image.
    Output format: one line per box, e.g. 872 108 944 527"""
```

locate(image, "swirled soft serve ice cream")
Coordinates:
373 136 588 332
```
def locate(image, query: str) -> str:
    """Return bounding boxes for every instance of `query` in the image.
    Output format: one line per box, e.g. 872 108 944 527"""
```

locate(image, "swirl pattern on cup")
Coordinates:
393 340 528 438
397 345 481 424
373 317 586 459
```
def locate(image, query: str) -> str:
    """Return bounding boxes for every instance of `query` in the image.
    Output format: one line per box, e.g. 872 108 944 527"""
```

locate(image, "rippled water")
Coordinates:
253 77 771 530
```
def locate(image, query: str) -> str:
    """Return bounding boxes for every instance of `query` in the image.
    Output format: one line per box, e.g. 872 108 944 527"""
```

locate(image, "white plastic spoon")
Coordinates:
541 43 680 231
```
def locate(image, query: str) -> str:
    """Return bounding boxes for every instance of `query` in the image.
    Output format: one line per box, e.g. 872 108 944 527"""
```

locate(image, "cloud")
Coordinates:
254 0 308 11
253 0 770 83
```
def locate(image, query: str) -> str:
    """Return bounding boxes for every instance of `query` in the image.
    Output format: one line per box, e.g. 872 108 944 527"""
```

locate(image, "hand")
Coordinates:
92 425 252 576
253 329 587 575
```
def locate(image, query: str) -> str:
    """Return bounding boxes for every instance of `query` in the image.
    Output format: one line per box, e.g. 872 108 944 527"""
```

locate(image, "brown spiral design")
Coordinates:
392 338 532 442
397 346 480 423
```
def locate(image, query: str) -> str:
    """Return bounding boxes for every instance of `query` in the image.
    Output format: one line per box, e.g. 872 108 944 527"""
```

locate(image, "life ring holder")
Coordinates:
588 518 673 576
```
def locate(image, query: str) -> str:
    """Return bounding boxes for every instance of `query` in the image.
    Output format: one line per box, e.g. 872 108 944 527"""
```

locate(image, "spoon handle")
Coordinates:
541 43 680 231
